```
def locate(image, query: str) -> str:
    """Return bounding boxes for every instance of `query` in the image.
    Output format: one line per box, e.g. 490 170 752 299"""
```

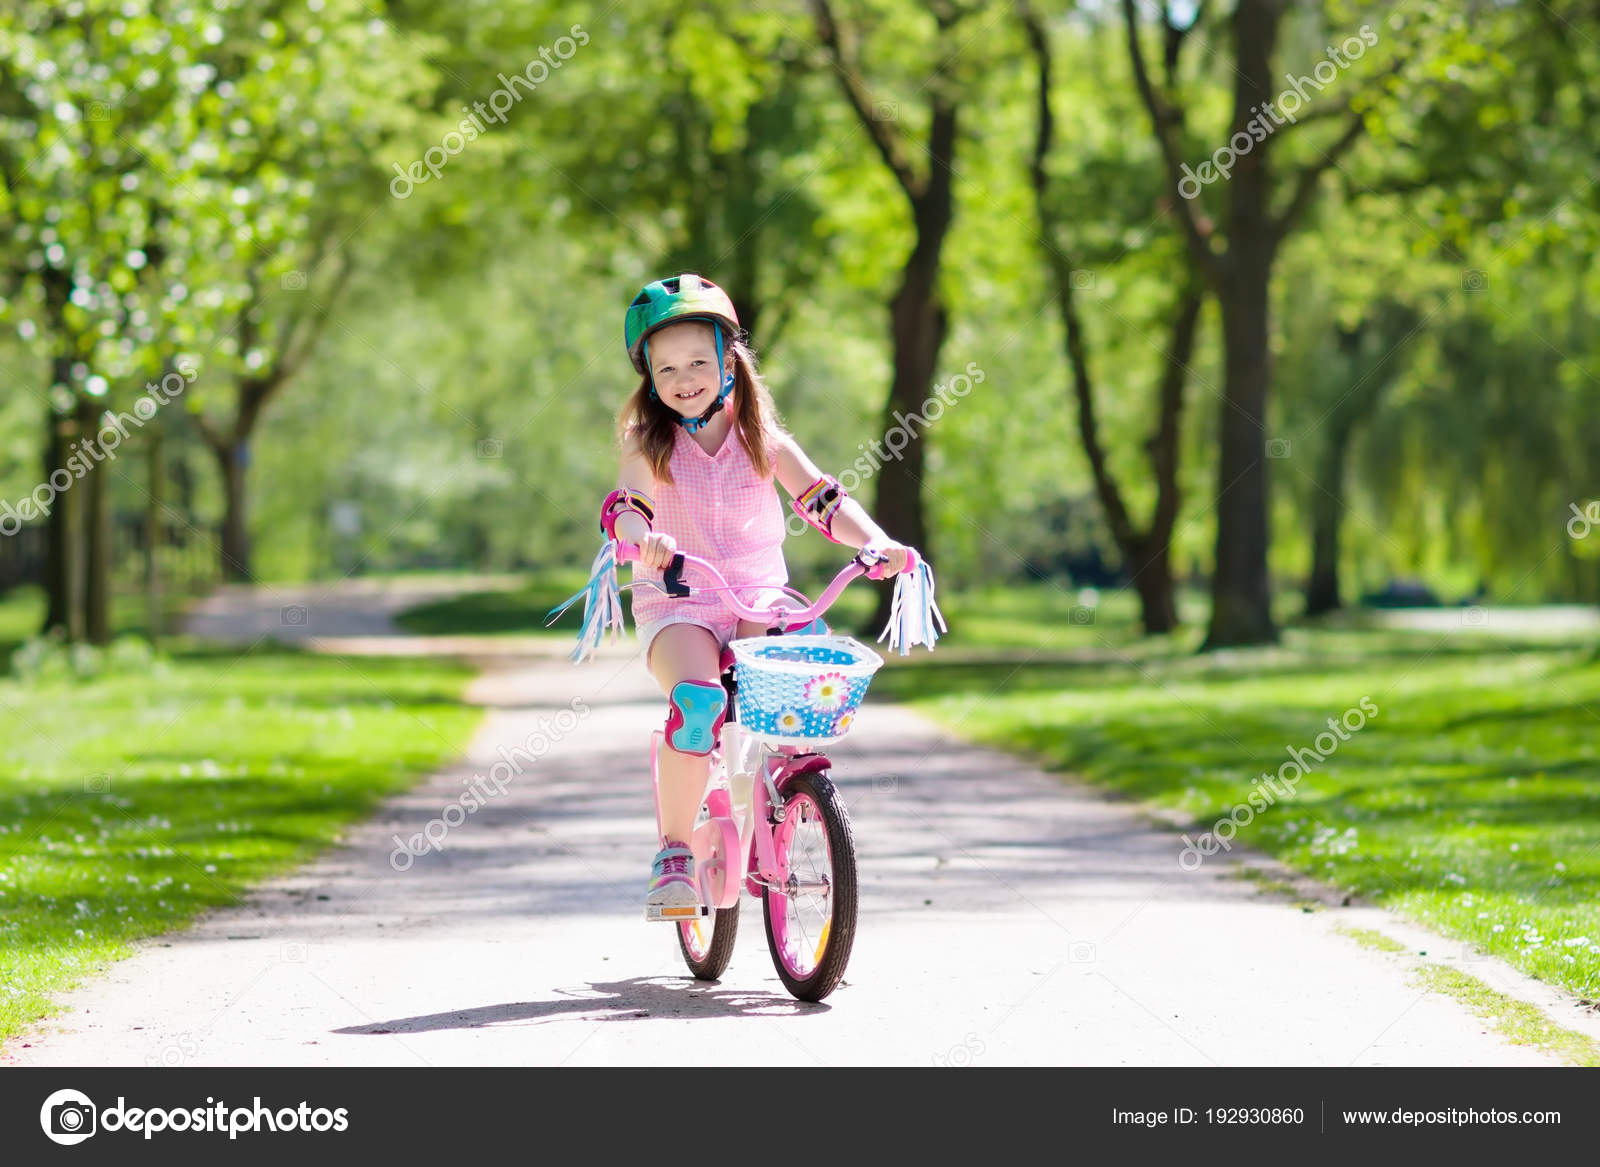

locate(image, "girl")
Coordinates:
604 273 911 919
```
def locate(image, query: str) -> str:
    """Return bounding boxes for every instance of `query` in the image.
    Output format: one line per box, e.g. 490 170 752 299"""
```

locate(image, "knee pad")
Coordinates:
665 680 727 756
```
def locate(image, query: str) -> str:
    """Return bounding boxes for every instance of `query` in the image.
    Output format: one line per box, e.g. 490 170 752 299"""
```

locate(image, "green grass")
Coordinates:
0 643 480 1042
1337 926 1600 1064
1410 965 1600 1066
0 585 196 660
869 592 1600 1000
0 586 45 660
393 569 592 636
1338 926 1411 955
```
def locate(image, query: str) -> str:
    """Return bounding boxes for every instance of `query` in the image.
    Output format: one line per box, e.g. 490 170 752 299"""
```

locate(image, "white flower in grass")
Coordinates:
804 671 849 710
775 708 805 735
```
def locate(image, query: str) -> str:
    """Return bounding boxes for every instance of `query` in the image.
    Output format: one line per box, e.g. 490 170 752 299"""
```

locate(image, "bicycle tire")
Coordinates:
677 900 739 980
762 770 858 1002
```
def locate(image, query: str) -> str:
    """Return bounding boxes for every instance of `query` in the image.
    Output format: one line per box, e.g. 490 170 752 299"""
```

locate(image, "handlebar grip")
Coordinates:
860 545 919 581
615 541 692 596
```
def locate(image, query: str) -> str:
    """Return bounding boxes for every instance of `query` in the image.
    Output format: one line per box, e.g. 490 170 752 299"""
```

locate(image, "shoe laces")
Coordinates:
658 845 690 877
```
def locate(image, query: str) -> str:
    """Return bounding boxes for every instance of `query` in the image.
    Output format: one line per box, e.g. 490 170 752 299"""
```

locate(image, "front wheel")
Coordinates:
762 771 858 1002
678 901 739 980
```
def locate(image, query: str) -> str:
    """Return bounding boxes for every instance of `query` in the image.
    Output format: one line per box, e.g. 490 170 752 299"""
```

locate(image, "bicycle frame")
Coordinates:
650 726 828 913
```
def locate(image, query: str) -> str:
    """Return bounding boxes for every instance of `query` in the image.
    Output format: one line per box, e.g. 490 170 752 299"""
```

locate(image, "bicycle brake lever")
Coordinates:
662 552 691 597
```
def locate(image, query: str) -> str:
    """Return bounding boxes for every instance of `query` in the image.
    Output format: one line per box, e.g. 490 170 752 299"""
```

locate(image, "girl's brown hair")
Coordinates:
617 321 785 485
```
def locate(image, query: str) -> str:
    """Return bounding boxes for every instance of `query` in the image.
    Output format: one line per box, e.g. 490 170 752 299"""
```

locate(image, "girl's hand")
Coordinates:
873 541 912 576
639 531 678 571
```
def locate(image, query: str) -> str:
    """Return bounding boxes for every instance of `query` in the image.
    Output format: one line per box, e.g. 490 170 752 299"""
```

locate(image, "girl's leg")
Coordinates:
647 622 724 846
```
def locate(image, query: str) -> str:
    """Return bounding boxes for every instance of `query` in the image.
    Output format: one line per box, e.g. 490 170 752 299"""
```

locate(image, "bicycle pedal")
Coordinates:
645 903 710 922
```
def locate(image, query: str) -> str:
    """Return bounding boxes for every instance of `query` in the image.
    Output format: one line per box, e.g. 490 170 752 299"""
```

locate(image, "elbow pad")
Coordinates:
791 475 847 543
601 488 655 541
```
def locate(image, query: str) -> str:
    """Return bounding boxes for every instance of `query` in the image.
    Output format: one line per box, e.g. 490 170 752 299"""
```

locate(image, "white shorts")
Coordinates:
637 587 801 672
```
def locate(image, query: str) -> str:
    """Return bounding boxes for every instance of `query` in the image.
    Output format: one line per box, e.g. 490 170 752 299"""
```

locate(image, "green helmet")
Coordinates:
623 273 740 374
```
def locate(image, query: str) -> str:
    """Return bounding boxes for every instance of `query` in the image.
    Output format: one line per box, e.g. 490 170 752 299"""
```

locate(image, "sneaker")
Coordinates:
644 841 704 922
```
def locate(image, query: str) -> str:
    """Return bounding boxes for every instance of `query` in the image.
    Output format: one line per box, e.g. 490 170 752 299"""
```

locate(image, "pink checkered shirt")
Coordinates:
628 420 789 630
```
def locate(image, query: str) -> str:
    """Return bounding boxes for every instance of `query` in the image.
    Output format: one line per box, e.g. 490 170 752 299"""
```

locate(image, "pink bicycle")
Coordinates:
608 540 943 1002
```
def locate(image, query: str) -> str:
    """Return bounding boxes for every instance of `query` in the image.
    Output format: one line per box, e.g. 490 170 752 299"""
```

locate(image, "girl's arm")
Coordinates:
613 435 676 569
772 431 911 573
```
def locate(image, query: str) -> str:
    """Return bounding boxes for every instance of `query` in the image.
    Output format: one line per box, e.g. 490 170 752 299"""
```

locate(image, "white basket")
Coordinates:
729 634 885 746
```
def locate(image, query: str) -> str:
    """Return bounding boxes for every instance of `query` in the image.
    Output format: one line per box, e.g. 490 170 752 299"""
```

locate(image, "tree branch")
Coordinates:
1161 0 1208 88
278 250 355 379
1021 1 1136 549
809 0 924 203
1147 281 1203 541
1271 109 1367 242
1120 0 1220 286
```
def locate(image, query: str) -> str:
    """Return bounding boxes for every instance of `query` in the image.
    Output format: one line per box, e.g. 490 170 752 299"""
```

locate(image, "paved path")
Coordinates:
8 592 1594 1064
179 574 527 644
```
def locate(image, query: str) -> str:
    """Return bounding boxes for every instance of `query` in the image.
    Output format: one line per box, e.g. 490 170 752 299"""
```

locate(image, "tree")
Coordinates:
1022 1 1204 635
1120 0 1419 646
808 0 977 628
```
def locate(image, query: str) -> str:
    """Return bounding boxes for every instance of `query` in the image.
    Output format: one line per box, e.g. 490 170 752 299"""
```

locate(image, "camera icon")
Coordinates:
872 774 898 793
1069 605 1096 626
86 101 109 122
1069 940 1097 963
83 773 110 794
145 1033 198 1067
932 1033 986 1067
1461 606 1488 628
1568 501 1600 540
873 100 898 121
280 605 308 627
1266 438 1292 459
281 941 308 963
280 270 307 291
40 1089 97 1145
1462 269 1488 292
476 438 503 459
1070 269 1096 291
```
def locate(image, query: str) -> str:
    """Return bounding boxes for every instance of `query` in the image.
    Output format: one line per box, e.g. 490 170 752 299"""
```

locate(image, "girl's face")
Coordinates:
647 321 733 418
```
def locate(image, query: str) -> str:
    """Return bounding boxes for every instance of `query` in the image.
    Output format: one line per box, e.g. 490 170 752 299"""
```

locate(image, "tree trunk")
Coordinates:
1303 411 1355 617
146 425 164 647
78 400 112 644
1303 464 1343 616
64 431 86 644
1204 271 1278 648
1128 535 1178 634
864 233 948 634
1202 0 1282 650
41 412 71 637
214 442 252 583
1300 310 1414 618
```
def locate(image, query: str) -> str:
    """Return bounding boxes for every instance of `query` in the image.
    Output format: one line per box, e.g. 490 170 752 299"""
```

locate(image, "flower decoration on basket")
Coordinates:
804 671 850 710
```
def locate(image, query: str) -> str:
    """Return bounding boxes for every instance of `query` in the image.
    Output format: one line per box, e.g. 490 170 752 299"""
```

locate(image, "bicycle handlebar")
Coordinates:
613 539 905 630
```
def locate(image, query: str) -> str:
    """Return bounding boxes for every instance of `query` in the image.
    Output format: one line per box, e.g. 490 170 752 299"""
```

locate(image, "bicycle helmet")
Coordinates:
624 273 740 433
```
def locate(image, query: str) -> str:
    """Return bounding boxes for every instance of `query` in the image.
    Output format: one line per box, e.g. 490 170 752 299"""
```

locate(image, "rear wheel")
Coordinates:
762 771 857 1002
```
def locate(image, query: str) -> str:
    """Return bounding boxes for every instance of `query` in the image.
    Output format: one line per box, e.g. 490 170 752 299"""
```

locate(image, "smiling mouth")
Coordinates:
674 388 706 401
